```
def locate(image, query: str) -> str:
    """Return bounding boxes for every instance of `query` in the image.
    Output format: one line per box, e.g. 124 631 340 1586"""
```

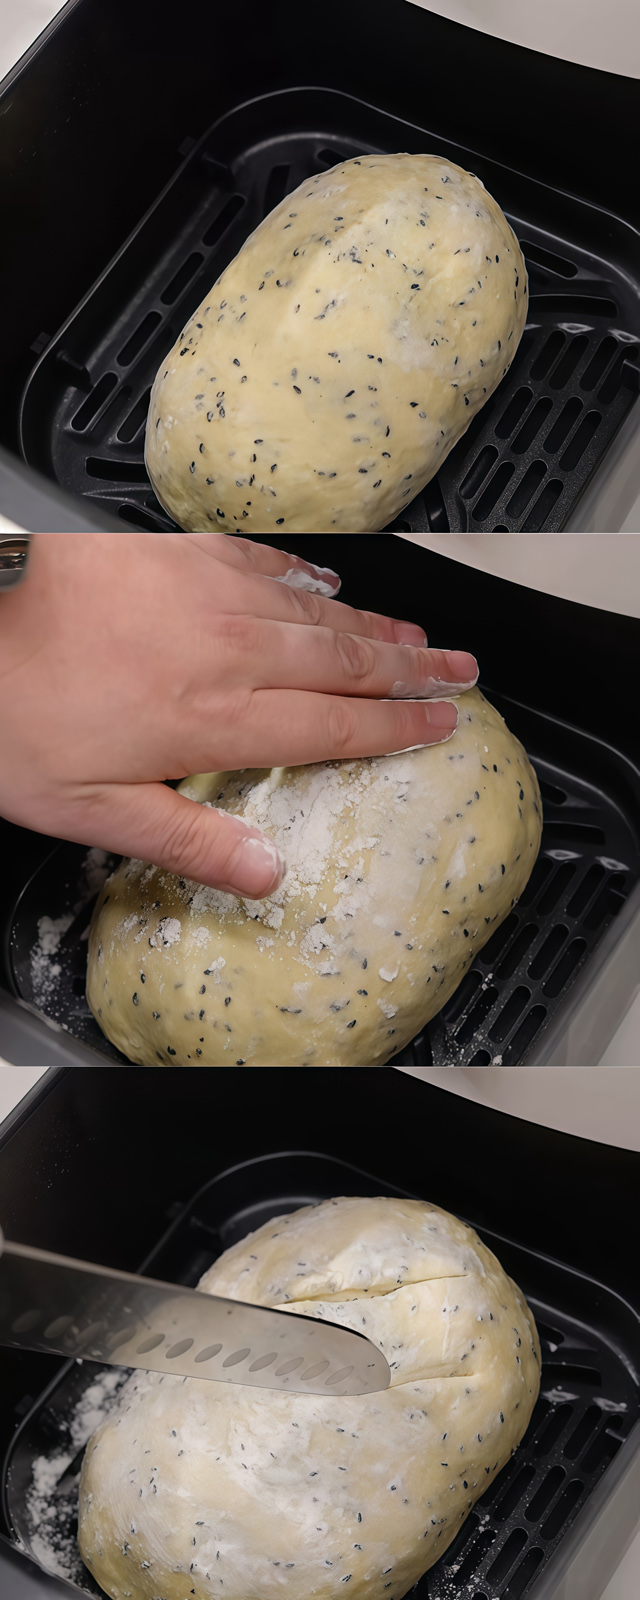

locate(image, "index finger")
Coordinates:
185 532 341 592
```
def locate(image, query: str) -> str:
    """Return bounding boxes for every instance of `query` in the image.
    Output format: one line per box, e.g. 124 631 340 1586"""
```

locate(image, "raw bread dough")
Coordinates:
77 1195 541 1600
86 689 542 1066
145 154 527 533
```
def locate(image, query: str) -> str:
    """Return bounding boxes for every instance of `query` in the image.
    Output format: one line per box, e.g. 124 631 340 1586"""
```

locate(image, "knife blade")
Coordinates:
0 1230 390 1395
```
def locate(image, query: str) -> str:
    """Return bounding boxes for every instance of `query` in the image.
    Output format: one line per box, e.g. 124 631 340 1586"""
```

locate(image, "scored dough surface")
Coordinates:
78 1195 541 1600
86 689 542 1066
145 153 527 533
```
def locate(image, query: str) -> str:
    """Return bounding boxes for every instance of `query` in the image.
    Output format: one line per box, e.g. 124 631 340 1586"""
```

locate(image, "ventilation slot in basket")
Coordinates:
117 311 162 366
117 388 152 443
161 252 204 305
70 373 118 431
202 193 245 247
521 240 578 278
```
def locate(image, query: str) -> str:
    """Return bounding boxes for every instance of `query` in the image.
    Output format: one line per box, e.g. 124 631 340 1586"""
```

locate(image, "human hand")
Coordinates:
0 533 477 896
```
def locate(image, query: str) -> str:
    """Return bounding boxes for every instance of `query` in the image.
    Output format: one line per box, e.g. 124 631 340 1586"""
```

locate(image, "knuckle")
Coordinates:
357 607 387 640
158 799 210 878
325 697 359 755
222 534 255 567
215 610 260 659
286 586 324 627
334 630 375 684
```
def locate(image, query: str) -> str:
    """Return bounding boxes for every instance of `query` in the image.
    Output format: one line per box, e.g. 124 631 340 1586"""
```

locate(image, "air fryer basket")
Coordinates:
17 88 640 534
3 1151 639 1600
6 688 640 1067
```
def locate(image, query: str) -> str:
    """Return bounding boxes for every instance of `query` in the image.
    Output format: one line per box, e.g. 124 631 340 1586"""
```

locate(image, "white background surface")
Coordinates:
0 0 63 81
407 0 640 78
397 535 640 619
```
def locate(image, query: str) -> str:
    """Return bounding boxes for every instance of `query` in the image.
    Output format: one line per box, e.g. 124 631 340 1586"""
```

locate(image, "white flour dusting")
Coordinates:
29 848 115 1017
272 566 339 598
22 1367 127 1583
177 758 413 962
81 849 112 897
30 914 73 1011
149 916 182 948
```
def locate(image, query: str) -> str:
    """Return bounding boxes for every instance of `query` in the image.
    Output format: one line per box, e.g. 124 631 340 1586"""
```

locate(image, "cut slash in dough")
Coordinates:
78 1195 541 1600
86 689 542 1065
145 154 527 533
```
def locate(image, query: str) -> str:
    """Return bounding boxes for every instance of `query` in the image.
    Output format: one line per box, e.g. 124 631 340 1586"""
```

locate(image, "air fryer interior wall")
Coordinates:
0 1070 638 1600
0 1 638 532
1 539 639 1066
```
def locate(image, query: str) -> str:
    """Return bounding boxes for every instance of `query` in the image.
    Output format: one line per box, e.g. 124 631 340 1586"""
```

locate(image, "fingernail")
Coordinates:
443 650 478 684
232 832 286 897
395 620 428 646
390 651 478 699
423 701 460 739
393 701 459 753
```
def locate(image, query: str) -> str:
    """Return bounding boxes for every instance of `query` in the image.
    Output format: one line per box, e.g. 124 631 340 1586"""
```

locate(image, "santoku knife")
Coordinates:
0 1229 390 1395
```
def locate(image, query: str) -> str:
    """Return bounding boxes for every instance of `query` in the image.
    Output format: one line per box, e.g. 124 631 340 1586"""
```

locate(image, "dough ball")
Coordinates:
86 689 542 1065
78 1195 541 1600
145 154 527 533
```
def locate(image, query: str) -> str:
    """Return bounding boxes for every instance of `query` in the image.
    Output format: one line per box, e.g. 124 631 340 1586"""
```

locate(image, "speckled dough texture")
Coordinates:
144 154 527 533
77 1196 541 1600
86 689 542 1066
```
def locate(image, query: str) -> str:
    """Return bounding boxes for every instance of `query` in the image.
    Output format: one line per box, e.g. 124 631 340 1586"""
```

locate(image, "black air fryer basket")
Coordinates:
1 539 639 1067
0 1 638 531
0 1072 638 1600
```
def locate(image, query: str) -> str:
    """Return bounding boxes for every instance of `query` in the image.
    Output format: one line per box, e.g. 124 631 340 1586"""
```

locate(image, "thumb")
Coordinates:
77 781 286 898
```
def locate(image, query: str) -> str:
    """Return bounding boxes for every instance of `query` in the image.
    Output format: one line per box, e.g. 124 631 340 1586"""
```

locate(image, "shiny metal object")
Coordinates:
0 1229 390 1395
0 535 30 588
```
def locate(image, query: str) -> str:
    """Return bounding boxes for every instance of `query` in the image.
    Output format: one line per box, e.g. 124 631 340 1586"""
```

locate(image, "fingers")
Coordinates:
69 782 287 897
215 615 477 700
184 690 460 771
222 571 429 645
187 533 428 646
185 532 341 593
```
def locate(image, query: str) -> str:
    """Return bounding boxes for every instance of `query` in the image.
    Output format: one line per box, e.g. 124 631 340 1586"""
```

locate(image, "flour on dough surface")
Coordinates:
78 1196 541 1600
86 689 542 1065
